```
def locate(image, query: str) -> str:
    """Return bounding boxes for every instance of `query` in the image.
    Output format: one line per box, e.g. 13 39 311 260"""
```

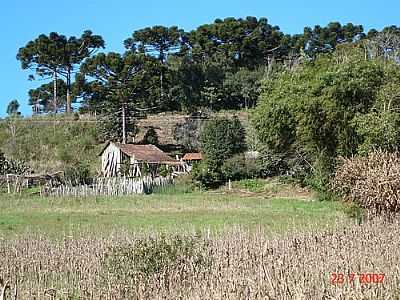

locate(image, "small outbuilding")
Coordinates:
182 153 203 172
182 153 203 163
100 142 181 177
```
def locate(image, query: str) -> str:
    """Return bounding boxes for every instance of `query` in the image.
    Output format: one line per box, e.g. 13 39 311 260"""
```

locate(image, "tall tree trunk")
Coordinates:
122 101 127 144
66 67 72 114
53 71 58 113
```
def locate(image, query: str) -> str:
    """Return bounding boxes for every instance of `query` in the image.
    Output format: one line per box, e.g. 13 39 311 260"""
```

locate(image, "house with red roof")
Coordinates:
100 142 181 177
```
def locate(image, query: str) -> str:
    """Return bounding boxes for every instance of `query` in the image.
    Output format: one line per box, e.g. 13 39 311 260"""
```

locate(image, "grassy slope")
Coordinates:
0 117 100 173
0 190 347 237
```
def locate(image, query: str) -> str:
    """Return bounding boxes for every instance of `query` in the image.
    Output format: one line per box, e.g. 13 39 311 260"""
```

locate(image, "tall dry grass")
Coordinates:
0 219 398 299
333 151 400 214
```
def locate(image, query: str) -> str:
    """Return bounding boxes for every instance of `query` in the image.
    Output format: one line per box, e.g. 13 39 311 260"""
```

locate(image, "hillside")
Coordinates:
136 111 250 145
0 111 250 174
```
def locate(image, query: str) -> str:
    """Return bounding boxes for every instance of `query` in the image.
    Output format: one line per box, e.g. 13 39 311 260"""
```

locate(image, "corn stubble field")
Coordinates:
0 218 398 300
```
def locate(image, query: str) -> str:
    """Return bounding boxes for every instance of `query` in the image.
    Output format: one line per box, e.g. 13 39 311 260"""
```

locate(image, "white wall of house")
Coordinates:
101 142 122 177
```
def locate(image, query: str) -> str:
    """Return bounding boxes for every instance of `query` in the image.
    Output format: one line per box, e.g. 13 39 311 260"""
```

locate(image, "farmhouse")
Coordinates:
100 142 181 177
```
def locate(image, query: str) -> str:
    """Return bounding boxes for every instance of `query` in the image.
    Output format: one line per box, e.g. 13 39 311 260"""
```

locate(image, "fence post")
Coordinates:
6 175 10 194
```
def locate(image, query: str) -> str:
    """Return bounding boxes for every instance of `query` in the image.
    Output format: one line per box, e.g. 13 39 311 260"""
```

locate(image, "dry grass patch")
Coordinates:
0 218 398 299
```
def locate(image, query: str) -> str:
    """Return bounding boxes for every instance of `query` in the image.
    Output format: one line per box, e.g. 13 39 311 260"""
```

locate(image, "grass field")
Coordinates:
0 181 348 237
2 180 398 299
0 192 346 237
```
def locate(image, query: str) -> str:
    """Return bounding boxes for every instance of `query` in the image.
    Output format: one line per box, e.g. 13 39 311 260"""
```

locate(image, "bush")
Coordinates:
104 234 210 280
200 116 246 168
64 162 91 186
153 175 195 194
191 161 224 189
256 147 288 177
332 151 400 214
195 116 246 188
0 151 30 175
256 146 311 183
221 154 260 181
251 53 399 193
158 164 171 177
301 152 335 200
235 179 266 193
143 127 159 145
174 117 205 151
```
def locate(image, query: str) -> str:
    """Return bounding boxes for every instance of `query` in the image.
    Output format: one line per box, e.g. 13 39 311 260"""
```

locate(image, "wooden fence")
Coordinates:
41 176 174 197
2 172 63 194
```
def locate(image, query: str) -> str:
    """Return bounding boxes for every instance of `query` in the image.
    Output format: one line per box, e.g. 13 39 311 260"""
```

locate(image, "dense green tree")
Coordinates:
167 56 205 111
17 31 104 113
252 46 399 190
354 111 400 154
125 26 185 62
124 26 188 111
188 17 285 69
200 116 246 167
6 99 20 116
223 68 265 109
28 80 68 113
142 127 159 145
79 52 161 143
193 116 246 187
15 18 400 118
299 22 365 57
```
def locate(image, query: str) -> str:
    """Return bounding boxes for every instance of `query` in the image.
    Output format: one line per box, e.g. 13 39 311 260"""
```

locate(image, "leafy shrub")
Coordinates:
332 151 400 214
235 179 266 193
104 234 210 280
174 117 206 151
221 154 260 180
158 165 171 177
64 162 91 186
303 153 337 201
143 127 159 145
256 146 311 183
191 161 224 189
0 151 30 175
354 111 400 155
256 147 288 177
200 116 246 168
194 116 246 188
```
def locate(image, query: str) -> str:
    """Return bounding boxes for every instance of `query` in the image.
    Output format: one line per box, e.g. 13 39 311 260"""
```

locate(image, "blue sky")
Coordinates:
1 0 399 116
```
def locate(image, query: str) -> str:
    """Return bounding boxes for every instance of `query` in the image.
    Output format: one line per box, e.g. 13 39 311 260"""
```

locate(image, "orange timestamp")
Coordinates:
330 273 385 284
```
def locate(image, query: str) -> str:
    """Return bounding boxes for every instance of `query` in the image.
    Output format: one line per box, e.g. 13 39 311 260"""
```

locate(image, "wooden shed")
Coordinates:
181 153 203 172
100 142 181 177
182 153 203 164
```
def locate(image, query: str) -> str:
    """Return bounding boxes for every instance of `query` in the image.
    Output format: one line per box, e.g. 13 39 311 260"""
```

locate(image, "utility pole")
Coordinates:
122 101 127 144
66 67 72 114
53 71 58 113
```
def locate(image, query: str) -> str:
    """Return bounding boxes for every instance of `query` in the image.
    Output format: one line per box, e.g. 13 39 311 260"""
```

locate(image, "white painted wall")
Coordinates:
101 142 122 177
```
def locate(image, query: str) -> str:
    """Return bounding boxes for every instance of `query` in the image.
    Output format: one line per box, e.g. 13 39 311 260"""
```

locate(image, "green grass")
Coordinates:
0 190 348 238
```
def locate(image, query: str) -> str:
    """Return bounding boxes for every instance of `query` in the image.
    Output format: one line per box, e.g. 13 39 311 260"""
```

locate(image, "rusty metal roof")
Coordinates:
182 153 203 161
115 143 178 164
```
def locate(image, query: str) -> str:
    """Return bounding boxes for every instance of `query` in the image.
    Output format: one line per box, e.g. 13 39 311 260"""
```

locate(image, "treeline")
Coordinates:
17 18 399 118
191 39 400 198
251 41 400 198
